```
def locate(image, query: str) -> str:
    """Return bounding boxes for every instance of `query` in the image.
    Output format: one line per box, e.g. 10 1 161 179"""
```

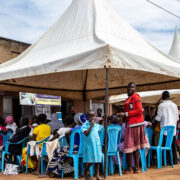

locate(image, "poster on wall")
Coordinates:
35 105 51 120
19 92 61 106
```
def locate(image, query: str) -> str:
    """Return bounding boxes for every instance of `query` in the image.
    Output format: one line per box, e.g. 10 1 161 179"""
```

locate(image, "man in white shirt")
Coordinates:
155 91 179 164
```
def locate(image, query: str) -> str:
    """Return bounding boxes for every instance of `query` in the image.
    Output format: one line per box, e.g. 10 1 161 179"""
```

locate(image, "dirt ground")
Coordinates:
0 165 180 180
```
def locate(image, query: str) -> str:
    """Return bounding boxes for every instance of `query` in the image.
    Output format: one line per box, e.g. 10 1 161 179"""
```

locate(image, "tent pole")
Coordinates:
83 70 88 113
104 68 109 178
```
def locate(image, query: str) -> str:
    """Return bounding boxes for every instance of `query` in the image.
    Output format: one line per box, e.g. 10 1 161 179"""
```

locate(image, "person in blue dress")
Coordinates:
81 110 103 180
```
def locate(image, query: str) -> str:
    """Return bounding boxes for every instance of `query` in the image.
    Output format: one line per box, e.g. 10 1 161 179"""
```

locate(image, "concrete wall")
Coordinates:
0 37 30 64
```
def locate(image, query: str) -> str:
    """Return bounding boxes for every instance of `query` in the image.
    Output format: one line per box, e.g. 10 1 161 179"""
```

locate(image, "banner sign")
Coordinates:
19 92 61 106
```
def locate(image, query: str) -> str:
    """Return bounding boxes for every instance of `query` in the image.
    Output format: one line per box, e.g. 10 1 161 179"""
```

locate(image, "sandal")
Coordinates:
133 168 141 173
96 176 104 180
124 170 133 174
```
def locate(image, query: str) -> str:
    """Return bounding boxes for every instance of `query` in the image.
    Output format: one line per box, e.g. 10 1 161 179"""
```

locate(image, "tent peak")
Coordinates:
169 26 180 61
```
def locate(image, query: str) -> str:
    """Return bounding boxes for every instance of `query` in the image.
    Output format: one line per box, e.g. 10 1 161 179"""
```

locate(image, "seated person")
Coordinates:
48 113 63 134
29 115 38 137
21 114 51 175
50 115 74 141
47 116 81 177
4 116 17 136
8 117 31 155
0 117 6 150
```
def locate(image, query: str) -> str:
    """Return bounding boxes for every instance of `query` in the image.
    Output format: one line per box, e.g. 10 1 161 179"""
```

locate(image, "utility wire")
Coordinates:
146 0 180 19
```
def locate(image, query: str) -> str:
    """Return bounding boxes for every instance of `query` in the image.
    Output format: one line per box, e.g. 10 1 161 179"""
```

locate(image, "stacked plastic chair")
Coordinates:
1 137 28 172
102 124 122 177
148 125 175 169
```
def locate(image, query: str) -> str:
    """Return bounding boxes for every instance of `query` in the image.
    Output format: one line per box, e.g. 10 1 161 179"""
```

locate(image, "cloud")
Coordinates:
0 0 179 53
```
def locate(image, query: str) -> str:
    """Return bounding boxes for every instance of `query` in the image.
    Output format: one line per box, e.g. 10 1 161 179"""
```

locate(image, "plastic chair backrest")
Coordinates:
5 137 28 152
36 136 50 145
34 136 50 156
59 136 68 147
107 125 122 153
158 125 175 147
99 127 105 148
69 128 83 155
0 130 13 146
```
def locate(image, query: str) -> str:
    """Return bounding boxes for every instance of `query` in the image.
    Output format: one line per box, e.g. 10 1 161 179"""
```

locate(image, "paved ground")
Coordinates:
0 165 180 180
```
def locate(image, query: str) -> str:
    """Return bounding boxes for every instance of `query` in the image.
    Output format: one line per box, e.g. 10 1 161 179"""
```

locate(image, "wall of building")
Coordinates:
0 37 30 64
0 37 30 117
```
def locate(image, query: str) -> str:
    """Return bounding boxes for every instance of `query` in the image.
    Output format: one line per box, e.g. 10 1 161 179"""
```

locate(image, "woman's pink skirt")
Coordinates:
124 124 149 153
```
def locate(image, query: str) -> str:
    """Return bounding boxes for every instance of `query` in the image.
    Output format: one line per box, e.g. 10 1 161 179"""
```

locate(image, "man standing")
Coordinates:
155 91 179 164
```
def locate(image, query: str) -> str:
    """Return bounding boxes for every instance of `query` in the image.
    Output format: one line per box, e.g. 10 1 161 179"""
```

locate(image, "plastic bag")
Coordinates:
3 163 20 175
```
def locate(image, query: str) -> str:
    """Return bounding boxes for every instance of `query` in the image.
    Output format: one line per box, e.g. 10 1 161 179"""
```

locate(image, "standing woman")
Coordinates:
117 82 149 173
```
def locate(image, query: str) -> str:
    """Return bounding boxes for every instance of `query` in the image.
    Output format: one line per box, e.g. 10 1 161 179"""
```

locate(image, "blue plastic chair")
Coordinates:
0 130 13 146
148 125 175 169
68 128 83 179
161 126 175 168
1 137 28 172
102 125 122 177
122 127 150 172
40 136 68 176
145 127 153 166
26 136 50 173
63 128 83 179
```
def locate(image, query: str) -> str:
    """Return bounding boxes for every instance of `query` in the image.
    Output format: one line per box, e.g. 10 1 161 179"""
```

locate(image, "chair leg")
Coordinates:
117 152 122 176
26 152 29 173
80 158 84 177
139 149 145 173
1 152 5 172
122 153 127 170
41 155 44 174
106 156 109 178
109 156 114 175
163 150 166 167
102 154 104 173
73 156 79 179
61 169 64 178
144 149 147 171
156 149 162 169
148 149 152 168
170 150 174 168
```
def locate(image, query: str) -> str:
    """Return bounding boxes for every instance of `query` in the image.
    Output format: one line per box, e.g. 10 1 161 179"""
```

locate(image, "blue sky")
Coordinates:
0 0 179 53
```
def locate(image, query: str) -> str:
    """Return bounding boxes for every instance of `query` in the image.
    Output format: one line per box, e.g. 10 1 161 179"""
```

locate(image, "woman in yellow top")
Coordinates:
21 114 51 175
32 114 51 175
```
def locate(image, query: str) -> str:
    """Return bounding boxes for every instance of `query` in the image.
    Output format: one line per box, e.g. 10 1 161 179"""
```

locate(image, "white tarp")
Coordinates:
0 0 180 100
169 26 180 61
110 89 180 106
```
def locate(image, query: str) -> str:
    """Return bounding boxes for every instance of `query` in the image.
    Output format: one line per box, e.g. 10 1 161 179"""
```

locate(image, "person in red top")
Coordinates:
0 117 6 148
117 82 149 174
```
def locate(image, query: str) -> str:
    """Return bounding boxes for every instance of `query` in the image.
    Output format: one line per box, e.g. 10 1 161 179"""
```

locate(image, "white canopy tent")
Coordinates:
169 26 180 61
0 0 179 101
110 89 180 106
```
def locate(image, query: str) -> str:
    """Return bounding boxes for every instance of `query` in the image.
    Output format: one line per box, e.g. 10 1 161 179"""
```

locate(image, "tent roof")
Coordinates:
169 27 180 61
110 89 180 106
0 0 180 100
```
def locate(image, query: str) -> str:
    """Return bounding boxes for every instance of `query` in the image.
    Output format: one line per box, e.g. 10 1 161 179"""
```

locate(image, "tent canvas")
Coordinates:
110 89 180 106
0 0 179 101
0 0 180 177
169 27 180 62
